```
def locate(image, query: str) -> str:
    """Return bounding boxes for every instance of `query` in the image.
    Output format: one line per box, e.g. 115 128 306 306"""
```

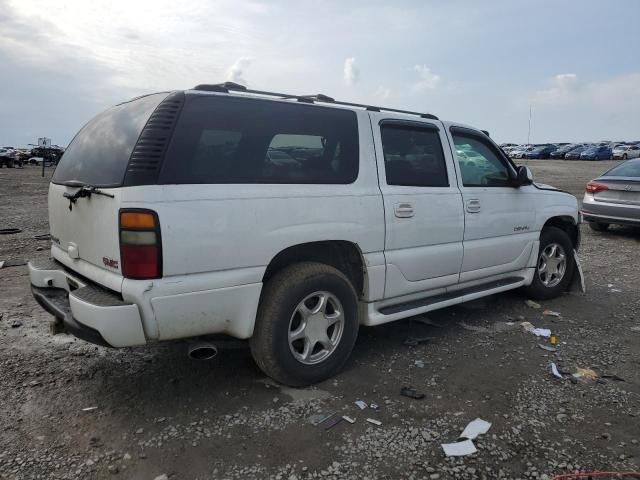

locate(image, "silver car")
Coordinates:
582 158 640 231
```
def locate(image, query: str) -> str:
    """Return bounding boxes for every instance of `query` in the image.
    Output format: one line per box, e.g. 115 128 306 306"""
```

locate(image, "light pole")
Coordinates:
527 104 533 146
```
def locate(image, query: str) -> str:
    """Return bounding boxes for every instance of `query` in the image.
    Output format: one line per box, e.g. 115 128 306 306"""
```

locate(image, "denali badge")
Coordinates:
103 257 119 269
513 225 530 232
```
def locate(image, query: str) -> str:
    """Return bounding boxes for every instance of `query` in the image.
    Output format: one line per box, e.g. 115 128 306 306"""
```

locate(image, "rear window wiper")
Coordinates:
63 183 115 211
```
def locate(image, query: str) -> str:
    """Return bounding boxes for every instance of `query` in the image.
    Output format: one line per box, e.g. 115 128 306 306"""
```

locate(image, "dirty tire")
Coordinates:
250 262 359 387
522 226 575 300
589 222 609 232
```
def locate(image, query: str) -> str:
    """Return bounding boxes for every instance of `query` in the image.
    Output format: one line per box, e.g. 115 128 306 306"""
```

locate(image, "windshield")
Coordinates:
52 93 168 187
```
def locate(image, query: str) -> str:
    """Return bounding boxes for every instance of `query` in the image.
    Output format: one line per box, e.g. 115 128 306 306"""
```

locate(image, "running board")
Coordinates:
379 276 525 315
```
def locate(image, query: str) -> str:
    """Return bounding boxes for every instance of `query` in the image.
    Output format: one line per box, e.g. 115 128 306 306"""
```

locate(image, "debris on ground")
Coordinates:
369 402 379 410
0 228 22 235
574 368 599 381
601 374 625 382
414 360 425 368
459 418 492 440
525 300 541 309
81 406 98 412
521 321 551 337
400 387 425 400
550 363 563 379
33 233 50 240
538 343 557 352
354 400 367 410
342 416 355 424
366 418 381 426
322 415 343 430
403 335 433 346
543 309 561 318
10 320 22 328
441 439 477 457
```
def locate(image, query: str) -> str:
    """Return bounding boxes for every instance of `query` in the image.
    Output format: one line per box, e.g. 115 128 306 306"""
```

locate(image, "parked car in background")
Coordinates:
0 147 20 168
582 158 640 231
550 144 582 159
525 145 556 159
612 144 640 160
511 146 535 159
565 145 589 160
580 145 612 160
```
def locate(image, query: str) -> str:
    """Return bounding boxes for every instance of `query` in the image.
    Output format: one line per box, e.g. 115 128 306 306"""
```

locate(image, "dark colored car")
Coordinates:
550 144 581 159
580 146 612 161
525 145 556 159
564 145 589 160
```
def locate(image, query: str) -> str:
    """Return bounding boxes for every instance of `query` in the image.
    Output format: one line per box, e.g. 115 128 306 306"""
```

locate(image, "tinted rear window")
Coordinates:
604 159 640 177
52 93 168 187
159 95 359 184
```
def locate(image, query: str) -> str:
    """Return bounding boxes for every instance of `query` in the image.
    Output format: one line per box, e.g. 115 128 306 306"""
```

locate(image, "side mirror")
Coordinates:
516 165 533 186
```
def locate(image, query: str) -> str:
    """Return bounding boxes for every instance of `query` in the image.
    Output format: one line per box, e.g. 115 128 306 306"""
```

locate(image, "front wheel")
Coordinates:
522 227 575 300
250 262 359 386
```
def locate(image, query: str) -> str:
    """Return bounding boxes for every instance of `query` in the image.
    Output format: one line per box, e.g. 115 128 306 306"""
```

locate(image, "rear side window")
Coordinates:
52 93 168 187
604 159 640 177
380 124 448 187
160 96 359 184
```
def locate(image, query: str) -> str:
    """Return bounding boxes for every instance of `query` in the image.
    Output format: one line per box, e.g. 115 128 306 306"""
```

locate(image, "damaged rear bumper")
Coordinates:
28 259 147 347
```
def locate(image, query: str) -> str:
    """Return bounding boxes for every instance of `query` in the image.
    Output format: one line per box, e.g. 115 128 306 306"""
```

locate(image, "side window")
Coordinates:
161 96 359 184
380 124 448 187
452 133 512 187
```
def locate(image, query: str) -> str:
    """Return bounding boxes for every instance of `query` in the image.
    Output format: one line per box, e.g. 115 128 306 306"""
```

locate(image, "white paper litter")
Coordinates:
531 328 551 338
342 416 355 424
441 439 477 457
550 362 563 379
355 400 367 410
366 418 381 426
459 418 492 440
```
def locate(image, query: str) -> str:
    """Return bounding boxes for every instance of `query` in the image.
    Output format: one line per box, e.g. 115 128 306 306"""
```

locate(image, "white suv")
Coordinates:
29 82 580 386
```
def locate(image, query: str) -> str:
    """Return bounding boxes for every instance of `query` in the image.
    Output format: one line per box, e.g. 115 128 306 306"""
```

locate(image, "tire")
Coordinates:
589 222 609 232
522 226 575 300
623 154 628 160
6 159 14 168
250 262 359 386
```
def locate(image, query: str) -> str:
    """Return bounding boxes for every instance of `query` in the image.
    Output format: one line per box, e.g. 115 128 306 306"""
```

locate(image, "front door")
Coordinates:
371 114 465 299
447 126 538 283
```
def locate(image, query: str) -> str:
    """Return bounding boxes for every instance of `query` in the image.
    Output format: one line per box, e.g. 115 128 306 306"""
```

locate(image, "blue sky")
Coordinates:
1 0 639 147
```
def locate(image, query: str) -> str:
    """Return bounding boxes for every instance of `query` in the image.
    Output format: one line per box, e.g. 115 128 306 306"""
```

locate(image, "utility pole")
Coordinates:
527 105 533 145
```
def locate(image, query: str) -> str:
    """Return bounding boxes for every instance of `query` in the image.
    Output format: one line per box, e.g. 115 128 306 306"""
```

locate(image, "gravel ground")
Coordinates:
1 161 639 480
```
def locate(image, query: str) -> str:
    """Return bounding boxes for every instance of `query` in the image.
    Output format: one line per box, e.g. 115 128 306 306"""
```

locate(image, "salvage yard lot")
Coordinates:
1 160 639 479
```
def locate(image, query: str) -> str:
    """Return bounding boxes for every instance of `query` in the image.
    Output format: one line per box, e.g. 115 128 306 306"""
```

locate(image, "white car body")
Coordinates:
29 88 580 355
612 145 640 160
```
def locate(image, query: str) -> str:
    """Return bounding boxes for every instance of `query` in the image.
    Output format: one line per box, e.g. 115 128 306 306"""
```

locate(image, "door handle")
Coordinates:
394 203 414 218
465 198 481 213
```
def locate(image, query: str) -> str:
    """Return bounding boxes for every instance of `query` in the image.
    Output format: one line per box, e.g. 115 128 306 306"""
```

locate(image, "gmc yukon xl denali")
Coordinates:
29 82 581 386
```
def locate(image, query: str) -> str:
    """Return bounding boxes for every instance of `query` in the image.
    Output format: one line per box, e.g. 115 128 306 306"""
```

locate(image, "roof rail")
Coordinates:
191 83 438 120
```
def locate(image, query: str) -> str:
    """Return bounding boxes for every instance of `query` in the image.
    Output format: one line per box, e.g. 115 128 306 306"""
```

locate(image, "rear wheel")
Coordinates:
250 262 359 386
623 154 628 160
522 227 575 300
589 222 609 232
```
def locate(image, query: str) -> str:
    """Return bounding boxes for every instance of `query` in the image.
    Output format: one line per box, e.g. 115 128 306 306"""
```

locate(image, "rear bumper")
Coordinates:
28 259 147 347
582 211 640 227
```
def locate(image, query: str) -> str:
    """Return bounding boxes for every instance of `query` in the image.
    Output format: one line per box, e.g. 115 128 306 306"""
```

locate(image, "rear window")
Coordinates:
52 93 168 187
604 159 640 177
159 95 359 184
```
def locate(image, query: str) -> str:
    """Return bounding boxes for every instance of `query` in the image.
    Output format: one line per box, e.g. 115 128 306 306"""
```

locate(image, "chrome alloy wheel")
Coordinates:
288 291 345 365
537 243 567 288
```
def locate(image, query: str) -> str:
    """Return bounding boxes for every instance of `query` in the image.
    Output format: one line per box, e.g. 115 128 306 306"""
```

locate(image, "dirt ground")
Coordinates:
1 161 639 480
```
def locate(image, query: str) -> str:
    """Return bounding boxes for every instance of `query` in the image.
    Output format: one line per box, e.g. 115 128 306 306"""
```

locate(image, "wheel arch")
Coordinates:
542 216 580 250
262 241 367 299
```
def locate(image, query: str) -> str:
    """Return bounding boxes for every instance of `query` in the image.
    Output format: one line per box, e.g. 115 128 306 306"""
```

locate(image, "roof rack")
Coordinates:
192 82 438 120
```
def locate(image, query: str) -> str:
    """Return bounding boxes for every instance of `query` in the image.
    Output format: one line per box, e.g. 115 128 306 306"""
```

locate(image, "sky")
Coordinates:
1 0 639 147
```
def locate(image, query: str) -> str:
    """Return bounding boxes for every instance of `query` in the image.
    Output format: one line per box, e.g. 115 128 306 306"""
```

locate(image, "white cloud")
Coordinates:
226 56 252 86
530 73 578 105
375 85 391 100
343 57 359 86
411 65 440 92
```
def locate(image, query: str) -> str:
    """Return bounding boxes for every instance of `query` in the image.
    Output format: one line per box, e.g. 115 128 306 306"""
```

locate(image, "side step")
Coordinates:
379 276 525 315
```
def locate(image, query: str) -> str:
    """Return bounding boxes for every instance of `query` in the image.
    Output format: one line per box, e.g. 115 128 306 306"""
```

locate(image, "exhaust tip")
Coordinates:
187 343 218 361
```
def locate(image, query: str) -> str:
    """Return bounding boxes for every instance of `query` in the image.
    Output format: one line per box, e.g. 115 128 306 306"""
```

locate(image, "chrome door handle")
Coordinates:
466 198 481 213
394 203 414 218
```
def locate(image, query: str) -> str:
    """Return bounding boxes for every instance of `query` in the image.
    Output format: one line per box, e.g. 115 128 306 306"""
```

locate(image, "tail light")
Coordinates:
585 182 609 194
119 209 162 279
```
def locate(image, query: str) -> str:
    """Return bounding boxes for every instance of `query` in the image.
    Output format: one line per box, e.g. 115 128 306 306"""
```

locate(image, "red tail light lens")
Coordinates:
585 182 609 194
119 209 162 279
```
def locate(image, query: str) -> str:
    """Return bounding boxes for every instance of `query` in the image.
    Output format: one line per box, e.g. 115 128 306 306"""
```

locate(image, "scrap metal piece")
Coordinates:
400 387 425 400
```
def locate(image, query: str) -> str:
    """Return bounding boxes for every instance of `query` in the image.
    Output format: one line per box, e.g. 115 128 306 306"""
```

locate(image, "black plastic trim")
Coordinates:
379 119 439 130
379 277 525 315
123 91 185 186
31 285 112 347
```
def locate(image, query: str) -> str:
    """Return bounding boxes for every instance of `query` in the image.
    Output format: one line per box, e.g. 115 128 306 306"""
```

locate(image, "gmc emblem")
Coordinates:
103 257 119 269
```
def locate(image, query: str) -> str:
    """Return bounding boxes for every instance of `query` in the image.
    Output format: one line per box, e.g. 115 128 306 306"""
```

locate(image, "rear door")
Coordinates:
48 93 169 291
446 125 538 283
370 114 464 299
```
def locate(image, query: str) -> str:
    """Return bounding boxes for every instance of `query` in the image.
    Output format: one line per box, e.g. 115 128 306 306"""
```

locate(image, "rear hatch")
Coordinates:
49 93 170 292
